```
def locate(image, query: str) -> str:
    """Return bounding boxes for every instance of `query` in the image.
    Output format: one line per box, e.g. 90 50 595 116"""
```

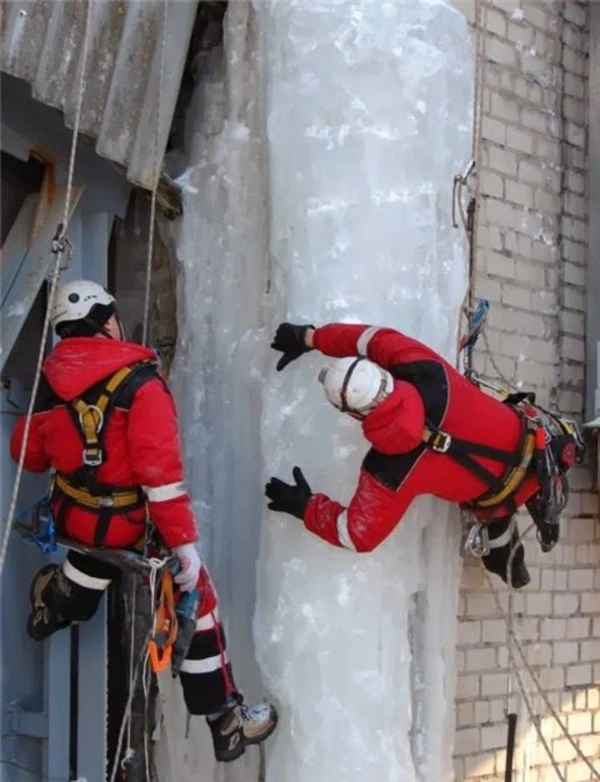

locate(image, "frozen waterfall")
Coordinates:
164 1 473 781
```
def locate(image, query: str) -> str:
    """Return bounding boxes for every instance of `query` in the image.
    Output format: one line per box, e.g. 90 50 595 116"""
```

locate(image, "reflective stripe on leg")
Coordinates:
63 559 112 590
179 652 229 675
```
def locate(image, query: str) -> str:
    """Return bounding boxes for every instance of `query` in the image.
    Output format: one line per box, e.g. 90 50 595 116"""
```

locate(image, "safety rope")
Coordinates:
108 557 168 782
454 0 489 374
477 521 600 780
141 0 169 348
456 3 598 775
466 0 488 317
119 577 138 777
506 522 600 779
0 0 94 578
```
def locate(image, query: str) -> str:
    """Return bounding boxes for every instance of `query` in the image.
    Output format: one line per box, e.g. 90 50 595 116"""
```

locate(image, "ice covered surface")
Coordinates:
162 0 472 780
254 0 472 780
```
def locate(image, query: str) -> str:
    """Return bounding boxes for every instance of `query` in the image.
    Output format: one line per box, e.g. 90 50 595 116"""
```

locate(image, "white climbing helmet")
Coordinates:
50 280 115 331
318 356 394 415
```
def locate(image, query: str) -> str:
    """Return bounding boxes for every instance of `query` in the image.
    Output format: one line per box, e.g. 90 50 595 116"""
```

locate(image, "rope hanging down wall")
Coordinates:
456 1 599 779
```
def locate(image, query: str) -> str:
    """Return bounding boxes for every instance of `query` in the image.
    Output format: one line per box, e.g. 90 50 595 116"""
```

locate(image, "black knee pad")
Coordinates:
42 569 104 622
43 552 118 623
482 517 530 589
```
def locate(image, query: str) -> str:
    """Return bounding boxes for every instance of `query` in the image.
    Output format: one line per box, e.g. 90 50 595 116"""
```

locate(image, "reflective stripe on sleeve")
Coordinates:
143 481 187 503
336 511 357 551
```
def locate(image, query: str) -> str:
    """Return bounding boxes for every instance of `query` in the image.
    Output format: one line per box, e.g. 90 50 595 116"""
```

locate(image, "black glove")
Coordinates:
265 467 313 520
271 322 314 371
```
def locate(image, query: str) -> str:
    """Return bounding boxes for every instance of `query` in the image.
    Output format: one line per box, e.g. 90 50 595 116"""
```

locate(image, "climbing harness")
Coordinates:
49 360 157 546
452 301 586 553
422 411 537 514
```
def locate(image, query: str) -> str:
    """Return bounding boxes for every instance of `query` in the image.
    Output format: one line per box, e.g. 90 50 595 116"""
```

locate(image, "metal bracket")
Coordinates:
2 703 48 739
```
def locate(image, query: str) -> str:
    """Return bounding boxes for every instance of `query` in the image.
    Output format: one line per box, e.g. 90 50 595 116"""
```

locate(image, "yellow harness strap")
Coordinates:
54 473 143 511
70 365 134 466
471 431 536 509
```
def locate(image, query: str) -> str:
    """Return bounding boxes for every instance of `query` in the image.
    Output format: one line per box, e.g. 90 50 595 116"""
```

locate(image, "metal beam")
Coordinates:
43 626 71 782
1 194 39 301
77 600 108 782
0 183 84 373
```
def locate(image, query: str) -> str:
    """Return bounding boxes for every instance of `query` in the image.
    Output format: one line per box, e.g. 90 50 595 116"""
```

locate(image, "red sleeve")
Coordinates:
313 323 428 368
10 414 52 473
127 379 198 549
303 469 416 552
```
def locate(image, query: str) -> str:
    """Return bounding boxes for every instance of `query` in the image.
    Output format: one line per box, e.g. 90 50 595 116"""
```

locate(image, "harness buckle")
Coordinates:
431 431 452 453
98 496 115 508
83 448 103 467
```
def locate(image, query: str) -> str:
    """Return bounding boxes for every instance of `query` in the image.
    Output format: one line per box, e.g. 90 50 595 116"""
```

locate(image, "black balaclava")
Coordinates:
56 302 117 339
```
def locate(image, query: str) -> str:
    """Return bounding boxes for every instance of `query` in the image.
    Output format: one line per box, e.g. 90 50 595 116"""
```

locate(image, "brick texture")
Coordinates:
453 2 597 781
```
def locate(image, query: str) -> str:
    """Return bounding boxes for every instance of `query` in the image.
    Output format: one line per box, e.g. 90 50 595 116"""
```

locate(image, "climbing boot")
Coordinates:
27 565 71 642
482 517 531 590
208 699 278 762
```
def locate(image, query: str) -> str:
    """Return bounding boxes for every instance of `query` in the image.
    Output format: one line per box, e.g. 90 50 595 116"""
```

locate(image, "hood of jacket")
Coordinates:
43 337 158 400
361 380 425 455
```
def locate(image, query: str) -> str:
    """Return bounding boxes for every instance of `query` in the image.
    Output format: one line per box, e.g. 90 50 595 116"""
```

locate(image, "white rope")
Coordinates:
464 0 488 313
119 576 138 774
108 634 151 782
0 0 94 578
480 524 600 780
141 0 169 347
486 566 566 782
456 0 488 369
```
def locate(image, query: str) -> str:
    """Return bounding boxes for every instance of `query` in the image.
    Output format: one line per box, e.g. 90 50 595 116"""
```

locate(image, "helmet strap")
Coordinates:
339 357 366 413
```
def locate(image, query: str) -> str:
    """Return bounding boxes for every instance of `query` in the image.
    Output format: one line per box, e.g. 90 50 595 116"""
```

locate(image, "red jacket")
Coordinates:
10 338 198 550
303 324 540 552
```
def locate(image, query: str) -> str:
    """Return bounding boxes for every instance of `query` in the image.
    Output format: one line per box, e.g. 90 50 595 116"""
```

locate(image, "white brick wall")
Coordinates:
453 1 598 780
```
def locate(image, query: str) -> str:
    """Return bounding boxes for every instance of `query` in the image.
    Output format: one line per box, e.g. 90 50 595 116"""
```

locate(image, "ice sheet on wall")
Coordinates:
162 0 472 780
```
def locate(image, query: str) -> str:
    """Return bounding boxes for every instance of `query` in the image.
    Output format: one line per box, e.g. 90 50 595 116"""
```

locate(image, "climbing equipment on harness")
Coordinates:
29 498 57 555
171 586 200 677
147 561 200 677
52 360 157 546
54 473 144 512
459 297 489 377
148 567 178 674
463 513 518 559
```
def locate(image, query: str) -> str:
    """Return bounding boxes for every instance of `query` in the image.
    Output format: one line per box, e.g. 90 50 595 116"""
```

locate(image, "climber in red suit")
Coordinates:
265 322 579 589
11 280 276 761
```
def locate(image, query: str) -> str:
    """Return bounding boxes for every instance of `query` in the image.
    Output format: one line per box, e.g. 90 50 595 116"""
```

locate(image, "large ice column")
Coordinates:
254 2 472 781
162 4 270 781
